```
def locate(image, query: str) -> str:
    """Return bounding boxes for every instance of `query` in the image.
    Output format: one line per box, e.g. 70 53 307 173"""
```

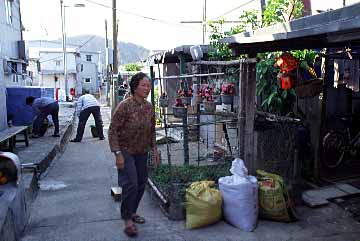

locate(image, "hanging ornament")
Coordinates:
280 74 292 90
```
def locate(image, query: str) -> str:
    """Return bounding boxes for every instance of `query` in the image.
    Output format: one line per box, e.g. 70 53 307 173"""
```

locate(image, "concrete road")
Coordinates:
21 106 360 241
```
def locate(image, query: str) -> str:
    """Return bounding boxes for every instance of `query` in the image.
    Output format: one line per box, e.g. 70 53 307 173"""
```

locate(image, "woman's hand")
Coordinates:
115 153 125 170
152 149 160 166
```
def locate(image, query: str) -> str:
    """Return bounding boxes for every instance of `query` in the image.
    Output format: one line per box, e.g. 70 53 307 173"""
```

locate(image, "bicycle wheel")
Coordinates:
322 131 347 169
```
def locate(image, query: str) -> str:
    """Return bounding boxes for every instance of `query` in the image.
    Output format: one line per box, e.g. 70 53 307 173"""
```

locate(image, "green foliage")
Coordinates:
227 10 260 35
262 0 304 27
124 62 142 72
208 19 233 60
150 163 231 194
207 0 304 61
292 49 317 65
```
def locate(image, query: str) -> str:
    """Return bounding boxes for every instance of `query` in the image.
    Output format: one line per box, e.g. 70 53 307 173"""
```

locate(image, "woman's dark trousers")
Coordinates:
117 151 148 220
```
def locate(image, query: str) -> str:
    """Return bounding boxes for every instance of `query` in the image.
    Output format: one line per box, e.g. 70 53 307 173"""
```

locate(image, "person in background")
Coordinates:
26 96 59 138
70 91 104 142
108 72 160 237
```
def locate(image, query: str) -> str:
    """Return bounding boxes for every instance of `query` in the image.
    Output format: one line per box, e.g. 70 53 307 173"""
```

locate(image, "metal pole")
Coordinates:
105 20 110 106
60 0 66 98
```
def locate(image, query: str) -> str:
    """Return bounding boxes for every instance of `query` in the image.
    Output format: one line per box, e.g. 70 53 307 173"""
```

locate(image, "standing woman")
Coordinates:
108 72 160 237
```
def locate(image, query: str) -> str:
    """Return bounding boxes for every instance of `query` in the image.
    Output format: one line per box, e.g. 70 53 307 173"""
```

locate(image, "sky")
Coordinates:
20 0 360 51
20 0 261 50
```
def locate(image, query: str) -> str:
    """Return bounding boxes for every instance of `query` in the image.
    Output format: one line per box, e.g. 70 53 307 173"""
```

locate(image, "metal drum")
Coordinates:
0 152 21 186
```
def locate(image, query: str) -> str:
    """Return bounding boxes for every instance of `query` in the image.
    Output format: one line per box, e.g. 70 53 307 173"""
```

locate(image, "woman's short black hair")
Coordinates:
129 72 149 95
26 96 35 105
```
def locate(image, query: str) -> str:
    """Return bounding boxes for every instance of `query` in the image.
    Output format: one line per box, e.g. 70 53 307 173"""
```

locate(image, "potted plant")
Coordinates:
172 98 187 118
199 85 216 113
159 92 169 107
221 83 235 105
177 85 193 106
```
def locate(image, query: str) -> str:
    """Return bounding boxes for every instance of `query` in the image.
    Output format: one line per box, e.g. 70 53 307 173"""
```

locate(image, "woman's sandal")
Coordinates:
124 225 137 237
132 215 146 224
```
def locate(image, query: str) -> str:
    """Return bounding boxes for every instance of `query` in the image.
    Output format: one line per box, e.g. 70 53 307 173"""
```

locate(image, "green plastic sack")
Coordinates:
186 181 222 229
256 170 297 222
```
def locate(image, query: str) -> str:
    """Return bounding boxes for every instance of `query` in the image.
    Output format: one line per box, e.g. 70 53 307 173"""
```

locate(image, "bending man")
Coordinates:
70 92 104 142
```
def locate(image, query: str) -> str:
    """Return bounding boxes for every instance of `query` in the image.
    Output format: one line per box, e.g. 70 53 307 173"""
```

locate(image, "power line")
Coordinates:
210 0 258 21
76 35 98 49
83 0 202 31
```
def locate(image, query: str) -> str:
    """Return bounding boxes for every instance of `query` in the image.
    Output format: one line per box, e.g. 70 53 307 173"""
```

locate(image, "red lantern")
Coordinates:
281 75 292 90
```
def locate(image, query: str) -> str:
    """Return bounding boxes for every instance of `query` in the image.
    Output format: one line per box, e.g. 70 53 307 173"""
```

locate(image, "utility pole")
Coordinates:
60 0 67 100
202 0 206 44
112 0 118 75
181 0 241 44
111 0 118 111
105 20 110 105
260 0 266 14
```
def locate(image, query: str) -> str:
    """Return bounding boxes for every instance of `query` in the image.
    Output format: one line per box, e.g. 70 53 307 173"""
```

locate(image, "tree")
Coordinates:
124 63 142 72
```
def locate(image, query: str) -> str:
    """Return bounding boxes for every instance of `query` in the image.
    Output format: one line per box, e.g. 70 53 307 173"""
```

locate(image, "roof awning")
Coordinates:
220 3 360 53
145 45 209 65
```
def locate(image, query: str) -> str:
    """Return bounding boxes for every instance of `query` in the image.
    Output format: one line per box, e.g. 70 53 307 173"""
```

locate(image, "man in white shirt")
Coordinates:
26 96 59 138
70 92 104 142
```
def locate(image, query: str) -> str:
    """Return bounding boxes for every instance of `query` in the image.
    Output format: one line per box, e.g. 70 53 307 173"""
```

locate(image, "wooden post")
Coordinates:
316 52 332 179
237 59 257 174
238 62 246 159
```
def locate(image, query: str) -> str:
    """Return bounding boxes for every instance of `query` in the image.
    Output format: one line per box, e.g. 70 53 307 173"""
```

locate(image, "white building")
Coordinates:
78 51 101 94
28 44 101 96
0 0 26 131
29 47 80 96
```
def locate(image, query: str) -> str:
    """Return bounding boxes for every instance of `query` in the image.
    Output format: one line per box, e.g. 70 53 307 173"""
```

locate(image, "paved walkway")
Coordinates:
21 106 360 241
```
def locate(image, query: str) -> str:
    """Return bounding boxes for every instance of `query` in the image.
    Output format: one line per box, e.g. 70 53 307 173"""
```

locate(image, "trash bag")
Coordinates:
256 170 297 222
186 181 222 229
219 158 258 231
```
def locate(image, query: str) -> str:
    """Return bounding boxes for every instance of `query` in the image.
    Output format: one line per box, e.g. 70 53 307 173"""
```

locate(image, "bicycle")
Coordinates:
322 115 360 169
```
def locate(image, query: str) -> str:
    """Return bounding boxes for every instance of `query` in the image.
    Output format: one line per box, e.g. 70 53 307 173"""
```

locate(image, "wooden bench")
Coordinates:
0 126 29 152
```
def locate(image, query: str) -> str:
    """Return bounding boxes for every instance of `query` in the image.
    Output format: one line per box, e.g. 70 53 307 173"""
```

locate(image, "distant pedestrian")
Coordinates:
26 96 60 138
70 91 104 142
108 72 160 237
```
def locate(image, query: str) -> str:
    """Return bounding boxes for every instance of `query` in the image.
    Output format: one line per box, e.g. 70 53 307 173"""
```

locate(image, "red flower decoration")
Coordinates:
276 53 298 73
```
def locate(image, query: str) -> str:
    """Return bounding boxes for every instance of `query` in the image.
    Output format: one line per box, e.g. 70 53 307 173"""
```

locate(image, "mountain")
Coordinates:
28 35 150 65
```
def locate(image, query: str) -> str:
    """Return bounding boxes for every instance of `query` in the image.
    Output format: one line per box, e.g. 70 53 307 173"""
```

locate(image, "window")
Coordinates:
84 78 91 83
5 0 13 24
81 64 83 72
55 60 61 66
86 55 92 62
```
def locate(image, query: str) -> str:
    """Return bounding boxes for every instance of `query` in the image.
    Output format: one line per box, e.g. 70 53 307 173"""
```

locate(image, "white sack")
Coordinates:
219 159 258 231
